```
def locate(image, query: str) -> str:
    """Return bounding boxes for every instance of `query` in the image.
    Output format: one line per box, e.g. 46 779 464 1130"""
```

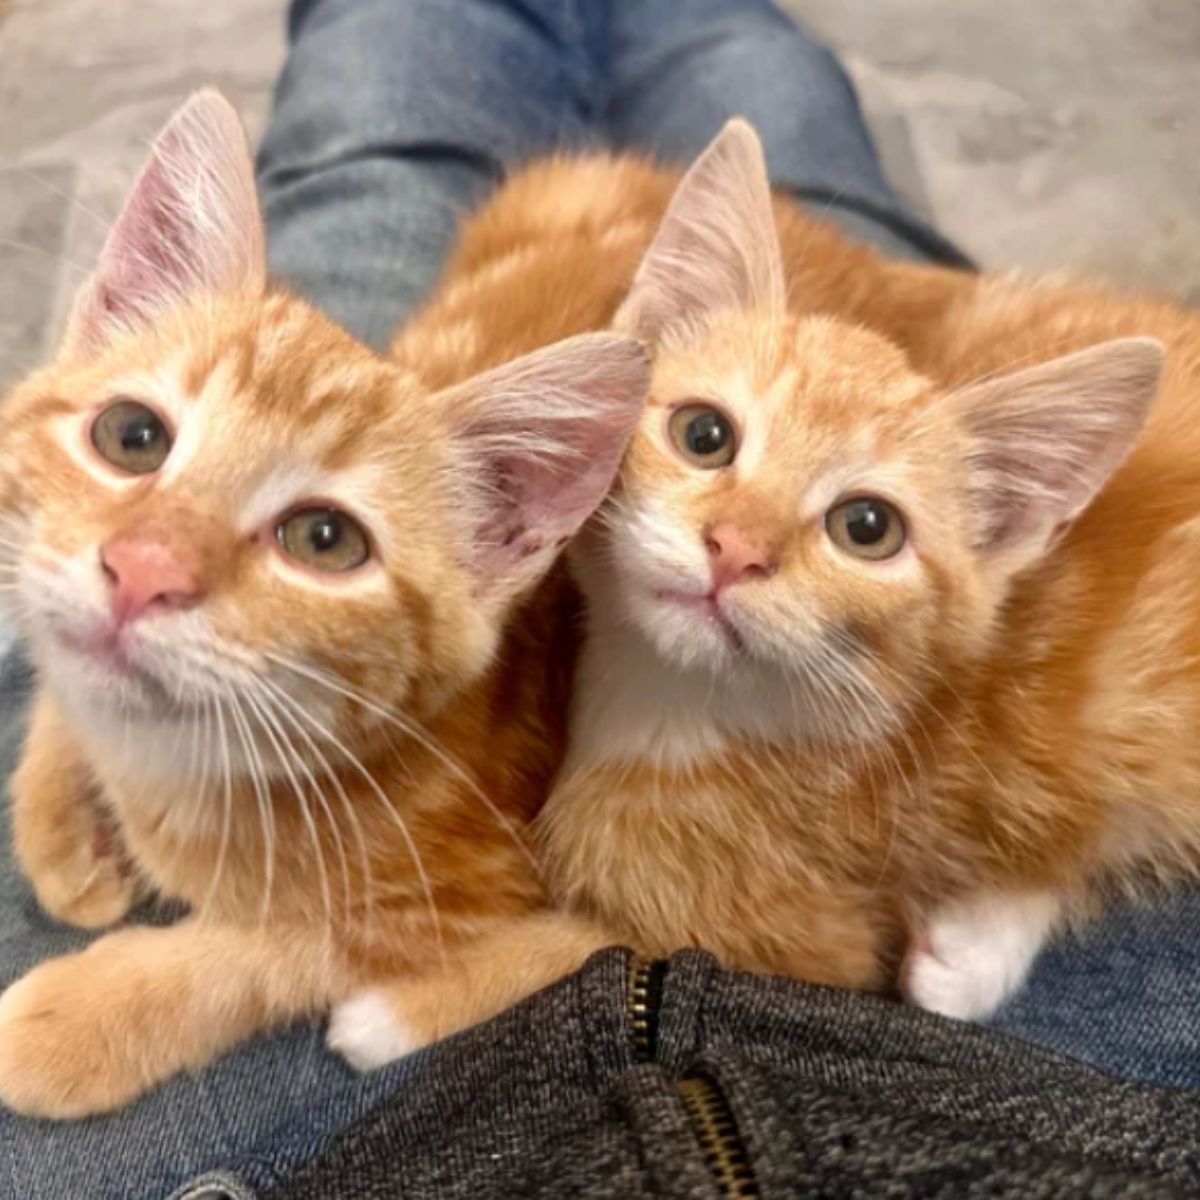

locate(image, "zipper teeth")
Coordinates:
678 1076 760 1199
625 958 759 1199
625 955 661 1063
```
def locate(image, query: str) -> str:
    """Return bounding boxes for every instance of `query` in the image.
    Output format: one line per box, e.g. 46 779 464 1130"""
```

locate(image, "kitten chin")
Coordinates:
630 583 746 673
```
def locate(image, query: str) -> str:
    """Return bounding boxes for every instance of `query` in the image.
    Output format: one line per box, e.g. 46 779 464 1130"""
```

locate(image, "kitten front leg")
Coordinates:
902 890 1062 1021
0 920 336 1117
328 912 618 1070
11 693 144 929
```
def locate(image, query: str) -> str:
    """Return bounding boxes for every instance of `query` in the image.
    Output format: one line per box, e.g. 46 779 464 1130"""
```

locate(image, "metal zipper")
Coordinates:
626 955 668 1063
678 1076 760 1199
625 957 761 1199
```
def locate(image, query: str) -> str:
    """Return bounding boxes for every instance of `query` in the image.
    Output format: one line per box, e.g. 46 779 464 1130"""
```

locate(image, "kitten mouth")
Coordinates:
55 625 178 704
654 588 746 653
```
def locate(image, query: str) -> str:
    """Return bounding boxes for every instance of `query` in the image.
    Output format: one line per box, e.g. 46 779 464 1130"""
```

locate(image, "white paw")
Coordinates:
327 990 419 1072
904 943 1013 1021
903 891 1060 1022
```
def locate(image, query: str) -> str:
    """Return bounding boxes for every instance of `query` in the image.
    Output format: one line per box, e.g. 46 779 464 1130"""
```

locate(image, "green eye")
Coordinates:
276 507 370 573
668 404 738 468
825 497 906 561
91 400 172 475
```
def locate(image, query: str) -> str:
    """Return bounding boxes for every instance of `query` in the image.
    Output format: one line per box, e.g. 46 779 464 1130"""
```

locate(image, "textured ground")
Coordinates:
0 0 283 391
787 0 1200 300
1 0 1196 393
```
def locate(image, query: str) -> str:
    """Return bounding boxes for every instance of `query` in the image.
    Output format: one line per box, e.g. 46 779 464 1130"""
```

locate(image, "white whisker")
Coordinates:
265 651 539 877
0 236 92 275
257 668 445 963
225 689 276 925
198 696 236 923
245 677 353 939
254 674 377 941
242 684 335 948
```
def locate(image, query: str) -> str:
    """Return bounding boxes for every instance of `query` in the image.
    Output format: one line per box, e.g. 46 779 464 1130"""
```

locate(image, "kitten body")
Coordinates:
0 93 649 1117
334 124 1200 1061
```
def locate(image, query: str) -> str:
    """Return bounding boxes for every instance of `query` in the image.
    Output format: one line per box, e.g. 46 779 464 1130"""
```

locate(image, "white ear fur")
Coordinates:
442 333 650 598
613 118 785 345
954 337 1164 572
63 89 265 357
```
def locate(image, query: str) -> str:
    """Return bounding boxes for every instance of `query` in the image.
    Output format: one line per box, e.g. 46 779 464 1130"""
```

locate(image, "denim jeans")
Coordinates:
256 0 964 351
0 2 1193 1198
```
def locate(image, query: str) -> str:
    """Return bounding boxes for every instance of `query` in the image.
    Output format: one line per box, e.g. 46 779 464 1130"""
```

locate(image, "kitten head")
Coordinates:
588 121 1163 742
0 92 648 776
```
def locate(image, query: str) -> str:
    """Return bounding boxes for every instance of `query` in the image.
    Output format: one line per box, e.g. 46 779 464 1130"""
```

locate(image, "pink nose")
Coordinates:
705 522 775 592
100 536 204 625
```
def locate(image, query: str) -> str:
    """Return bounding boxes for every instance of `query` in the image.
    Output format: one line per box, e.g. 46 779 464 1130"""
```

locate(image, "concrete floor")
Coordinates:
1 0 1196 393
0 0 283 391
786 0 1200 300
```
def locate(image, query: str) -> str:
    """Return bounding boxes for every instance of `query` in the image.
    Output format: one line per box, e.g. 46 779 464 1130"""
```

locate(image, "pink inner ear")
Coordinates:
474 420 633 572
956 337 1164 561
90 165 204 332
66 90 264 356
614 118 784 344
444 334 649 585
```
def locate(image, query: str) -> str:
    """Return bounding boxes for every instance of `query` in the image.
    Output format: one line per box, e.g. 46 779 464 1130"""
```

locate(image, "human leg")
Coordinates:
990 888 1200 1091
607 0 969 265
257 0 611 347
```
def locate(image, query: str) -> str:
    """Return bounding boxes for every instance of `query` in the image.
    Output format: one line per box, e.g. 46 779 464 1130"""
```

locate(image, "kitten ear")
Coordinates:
443 333 649 597
613 118 785 344
63 89 265 357
955 337 1163 572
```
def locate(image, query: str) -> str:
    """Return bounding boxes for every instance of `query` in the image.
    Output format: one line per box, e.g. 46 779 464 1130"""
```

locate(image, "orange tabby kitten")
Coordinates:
0 91 651 1117
328 122 1200 1066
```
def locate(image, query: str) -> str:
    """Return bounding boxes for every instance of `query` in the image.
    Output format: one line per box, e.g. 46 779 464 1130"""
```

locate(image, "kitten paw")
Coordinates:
32 843 139 931
0 955 138 1118
327 990 421 1071
902 892 1059 1022
903 941 1012 1022
20 799 140 930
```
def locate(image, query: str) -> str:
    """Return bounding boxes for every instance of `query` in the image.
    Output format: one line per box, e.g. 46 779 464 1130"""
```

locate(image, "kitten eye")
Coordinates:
90 400 172 475
668 404 738 468
276 507 370 573
826 496 906 561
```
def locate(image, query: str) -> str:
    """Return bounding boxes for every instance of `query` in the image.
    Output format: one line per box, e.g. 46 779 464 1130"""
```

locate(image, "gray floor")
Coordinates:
0 0 283 392
790 0 1200 299
1 0 1196 395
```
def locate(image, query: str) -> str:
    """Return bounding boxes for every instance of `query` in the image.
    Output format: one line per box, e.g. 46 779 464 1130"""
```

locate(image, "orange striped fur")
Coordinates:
0 93 649 1116
339 123 1200 1057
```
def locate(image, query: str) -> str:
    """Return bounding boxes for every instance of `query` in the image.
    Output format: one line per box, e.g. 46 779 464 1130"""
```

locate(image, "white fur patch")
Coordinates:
326 990 420 1071
903 891 1060 1021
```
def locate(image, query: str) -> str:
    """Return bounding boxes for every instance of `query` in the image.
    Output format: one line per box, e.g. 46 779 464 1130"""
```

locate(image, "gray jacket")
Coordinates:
270 950 1200 1198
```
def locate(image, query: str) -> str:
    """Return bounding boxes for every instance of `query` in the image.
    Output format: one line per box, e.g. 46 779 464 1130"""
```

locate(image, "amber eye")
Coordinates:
276 507 370 573
91 400 172 475
825 496 906 561
668 404 737 468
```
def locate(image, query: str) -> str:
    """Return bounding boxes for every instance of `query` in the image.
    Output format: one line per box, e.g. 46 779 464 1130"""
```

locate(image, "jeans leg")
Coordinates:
989 887 1200 1091
607 0 969 266
258 0 611 348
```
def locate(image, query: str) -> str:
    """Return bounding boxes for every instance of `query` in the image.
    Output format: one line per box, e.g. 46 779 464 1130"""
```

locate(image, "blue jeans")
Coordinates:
0 3 1191 1198
257 0 964 350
